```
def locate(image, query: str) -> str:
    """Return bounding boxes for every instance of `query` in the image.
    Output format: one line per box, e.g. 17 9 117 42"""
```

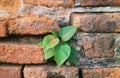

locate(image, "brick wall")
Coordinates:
0 0 120 78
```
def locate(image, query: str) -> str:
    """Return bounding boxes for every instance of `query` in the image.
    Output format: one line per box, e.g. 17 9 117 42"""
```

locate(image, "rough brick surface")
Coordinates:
81 0 120 6
77 33 115 58
0 64 22 78
0 0 21 12
83 68 120 78
8 14 59 35
24 0 74 8
71 13 120 33
0 18 7 37
0 44 45 64
24 65 79 78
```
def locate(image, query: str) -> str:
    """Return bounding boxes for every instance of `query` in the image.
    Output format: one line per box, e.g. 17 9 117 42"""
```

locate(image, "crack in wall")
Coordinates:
79 69 83 78
21 65 25 78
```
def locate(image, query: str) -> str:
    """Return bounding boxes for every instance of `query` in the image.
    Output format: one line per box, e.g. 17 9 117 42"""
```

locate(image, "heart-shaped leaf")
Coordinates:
59 26 78 41
54 44 71 66
38 41 43 47
42 35 59 51
44 48 55 60
68 46 77 65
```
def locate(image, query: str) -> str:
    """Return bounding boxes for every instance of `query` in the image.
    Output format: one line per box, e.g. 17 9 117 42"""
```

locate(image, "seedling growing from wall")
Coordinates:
38 26 78 66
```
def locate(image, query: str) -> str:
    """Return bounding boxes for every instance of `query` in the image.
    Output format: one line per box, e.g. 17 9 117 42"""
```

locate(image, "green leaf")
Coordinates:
42 35 59 51
54 44 71 66
51 31 58 37
68 46 77 65
38 41 43 46
44 48 55 60
58 26 78 41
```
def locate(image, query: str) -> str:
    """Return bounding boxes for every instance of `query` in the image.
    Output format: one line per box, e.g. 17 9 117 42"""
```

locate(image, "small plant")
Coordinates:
38 26 78 67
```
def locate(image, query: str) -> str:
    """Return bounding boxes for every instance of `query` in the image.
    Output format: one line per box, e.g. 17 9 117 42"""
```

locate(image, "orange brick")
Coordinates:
8 14 59 35
83 68 120 78
0 0 21 12
0 19 7 37
81 0 120 6
24 65 79 78
0 44 45 64
0 64 22 78
71 13 120 33
24 0 74 8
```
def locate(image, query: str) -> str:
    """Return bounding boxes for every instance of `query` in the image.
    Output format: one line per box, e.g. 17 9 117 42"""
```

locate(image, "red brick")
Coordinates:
79 33 114 58
83 68 120 78
81 0 120 6
71 13 120 33
24 65 79 78
8 14 59 35
0 64 22 78
24 0 74 8
0 0 21 12
0 18 7 37
0 44 45 64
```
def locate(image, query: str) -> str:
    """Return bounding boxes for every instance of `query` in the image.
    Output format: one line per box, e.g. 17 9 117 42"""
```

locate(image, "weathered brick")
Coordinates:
24 65 79 78
77 33 115 58
24 0 74 8
81 0 120 7
0 0 21 12
0 64 22 78
0 18 7 37
0 44 45 64
83 68 120 78
8 14 59 35
71 13 120 33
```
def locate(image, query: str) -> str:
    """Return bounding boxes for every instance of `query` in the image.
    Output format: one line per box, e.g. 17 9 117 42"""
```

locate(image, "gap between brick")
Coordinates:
21 65 25 78
79 68 83 78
